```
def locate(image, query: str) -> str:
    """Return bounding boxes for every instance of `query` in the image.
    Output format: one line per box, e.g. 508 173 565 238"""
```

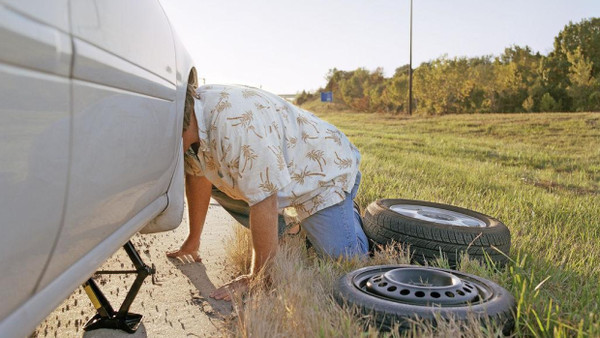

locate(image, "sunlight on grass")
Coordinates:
223 109 600 336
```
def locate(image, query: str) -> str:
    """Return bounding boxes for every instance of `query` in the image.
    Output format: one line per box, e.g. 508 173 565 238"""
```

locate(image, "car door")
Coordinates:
0 0 71 321
38 0 179 289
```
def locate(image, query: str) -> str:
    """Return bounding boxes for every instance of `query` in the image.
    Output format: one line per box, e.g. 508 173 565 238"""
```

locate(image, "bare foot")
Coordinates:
166 248 202 263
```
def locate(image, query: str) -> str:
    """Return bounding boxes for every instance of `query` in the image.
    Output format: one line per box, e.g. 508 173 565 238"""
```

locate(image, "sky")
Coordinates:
159 0 600 94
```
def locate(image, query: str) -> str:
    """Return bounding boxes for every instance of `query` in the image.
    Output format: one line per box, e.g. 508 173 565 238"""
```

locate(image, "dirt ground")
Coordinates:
32 200 241 338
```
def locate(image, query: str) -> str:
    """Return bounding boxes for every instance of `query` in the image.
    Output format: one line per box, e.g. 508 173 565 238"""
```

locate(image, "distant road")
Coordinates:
278 94 296 102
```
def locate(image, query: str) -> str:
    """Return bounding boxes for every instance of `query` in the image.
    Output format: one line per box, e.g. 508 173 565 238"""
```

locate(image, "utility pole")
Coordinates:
408 0 413 116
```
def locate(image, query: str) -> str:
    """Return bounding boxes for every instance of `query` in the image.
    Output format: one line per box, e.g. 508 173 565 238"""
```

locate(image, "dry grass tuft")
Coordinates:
222 229 502 337
369 241 412 266
224 224 253 275
402 312 505 338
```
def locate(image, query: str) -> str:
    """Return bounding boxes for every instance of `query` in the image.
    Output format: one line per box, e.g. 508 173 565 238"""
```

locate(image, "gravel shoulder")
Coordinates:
33 200 239 337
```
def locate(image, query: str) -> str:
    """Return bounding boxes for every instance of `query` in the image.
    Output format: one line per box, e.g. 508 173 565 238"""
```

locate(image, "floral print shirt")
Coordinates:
184 84 360 224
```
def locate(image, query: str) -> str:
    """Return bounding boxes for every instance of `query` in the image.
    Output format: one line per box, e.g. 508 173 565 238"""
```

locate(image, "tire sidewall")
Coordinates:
334 265 515 329
374 199 506 236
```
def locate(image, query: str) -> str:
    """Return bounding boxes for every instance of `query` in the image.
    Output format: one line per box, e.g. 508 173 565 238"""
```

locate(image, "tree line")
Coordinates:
298 18 600 114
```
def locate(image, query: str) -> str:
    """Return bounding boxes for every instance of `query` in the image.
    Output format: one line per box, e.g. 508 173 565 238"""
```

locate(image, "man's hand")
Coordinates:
209 274 251 301
210 194 278 302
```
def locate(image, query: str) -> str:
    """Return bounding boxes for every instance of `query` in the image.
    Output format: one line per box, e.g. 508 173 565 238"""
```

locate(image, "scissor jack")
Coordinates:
81 240 159 333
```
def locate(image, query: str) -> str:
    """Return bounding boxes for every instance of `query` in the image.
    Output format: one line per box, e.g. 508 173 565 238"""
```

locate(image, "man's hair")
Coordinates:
183 83 198 132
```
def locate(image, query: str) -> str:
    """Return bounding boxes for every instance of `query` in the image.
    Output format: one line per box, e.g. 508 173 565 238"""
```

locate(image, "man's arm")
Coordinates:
248 193 279 275
184 174 213 248
167 104 213 261
210 193 279 300
166 174 212 262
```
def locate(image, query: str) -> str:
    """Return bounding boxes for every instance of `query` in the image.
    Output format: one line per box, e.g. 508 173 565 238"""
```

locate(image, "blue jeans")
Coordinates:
211 172 369 259
300 172 369 258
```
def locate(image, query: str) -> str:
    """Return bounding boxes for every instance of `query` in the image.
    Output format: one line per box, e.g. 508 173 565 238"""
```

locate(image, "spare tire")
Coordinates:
334 265 515 334
363 199 510 267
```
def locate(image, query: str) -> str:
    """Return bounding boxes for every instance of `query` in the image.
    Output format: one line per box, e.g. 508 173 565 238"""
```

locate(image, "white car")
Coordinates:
0 1 195 336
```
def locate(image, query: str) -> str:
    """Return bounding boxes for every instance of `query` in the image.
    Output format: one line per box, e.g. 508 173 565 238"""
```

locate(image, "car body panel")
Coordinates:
1 196 167 338
2 0 70 34
72 38 176 100
140 32 198 234
70 0 176 84
0 0 196 336
0 3 71 321
36 0 181 289
140 137 184 234
38 80 177 288
0 3 71 76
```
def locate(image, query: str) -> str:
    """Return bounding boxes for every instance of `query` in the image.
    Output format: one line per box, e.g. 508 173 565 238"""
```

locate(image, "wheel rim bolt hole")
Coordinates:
363 271 484 305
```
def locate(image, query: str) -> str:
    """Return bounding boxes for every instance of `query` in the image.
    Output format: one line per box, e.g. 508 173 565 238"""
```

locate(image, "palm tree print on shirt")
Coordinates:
286 136 298 149
212 90 231 115
318 178 336 188
224 157 241 186
337 174 349 188
296 115 319 133
259 167 278 194
227 110 263 138
325 129 342 146
334 152 353 169
268 145 286 171
219 141 232 164
204 151 217 171
268 122 281 139
306 149 326 171
308 194 324 214
241 144 258 172
242 89 260 98
289 191 309 217
275 104 291 120
254 102 270 111
291 166 325 185
301 131 318 142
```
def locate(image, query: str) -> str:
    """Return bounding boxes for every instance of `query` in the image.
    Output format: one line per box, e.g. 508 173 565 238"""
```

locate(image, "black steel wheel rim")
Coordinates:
353 266 494 307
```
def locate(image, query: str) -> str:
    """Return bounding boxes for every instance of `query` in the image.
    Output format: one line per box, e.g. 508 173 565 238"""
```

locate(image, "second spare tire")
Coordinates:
363 199 511 267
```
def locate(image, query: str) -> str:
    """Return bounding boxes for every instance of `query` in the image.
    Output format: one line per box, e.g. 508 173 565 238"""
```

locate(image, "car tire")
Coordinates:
363 199 510 267
334 265 515 334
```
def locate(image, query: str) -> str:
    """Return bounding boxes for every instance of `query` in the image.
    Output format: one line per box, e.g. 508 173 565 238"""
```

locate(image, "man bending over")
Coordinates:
169 84 368 300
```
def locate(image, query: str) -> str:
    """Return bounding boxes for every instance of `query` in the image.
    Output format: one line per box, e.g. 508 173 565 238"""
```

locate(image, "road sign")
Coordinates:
321 91 333 102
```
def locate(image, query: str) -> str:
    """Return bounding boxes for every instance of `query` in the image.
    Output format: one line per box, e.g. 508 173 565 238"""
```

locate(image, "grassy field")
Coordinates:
228 103 600 337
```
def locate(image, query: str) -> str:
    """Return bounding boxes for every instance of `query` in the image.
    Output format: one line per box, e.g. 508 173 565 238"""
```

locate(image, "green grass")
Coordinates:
304 102 600 336
228 101 599 336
